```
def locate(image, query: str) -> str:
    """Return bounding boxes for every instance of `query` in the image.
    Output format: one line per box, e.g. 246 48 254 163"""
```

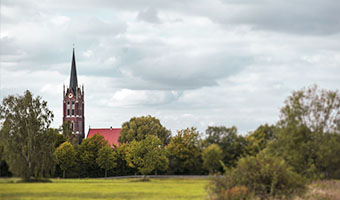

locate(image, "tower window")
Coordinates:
72 101 75 105
67 101 70 105
72 109 75 115
67 109 70 116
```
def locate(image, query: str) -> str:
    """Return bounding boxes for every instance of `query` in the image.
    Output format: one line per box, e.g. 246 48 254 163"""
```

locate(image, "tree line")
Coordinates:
1 85 340 186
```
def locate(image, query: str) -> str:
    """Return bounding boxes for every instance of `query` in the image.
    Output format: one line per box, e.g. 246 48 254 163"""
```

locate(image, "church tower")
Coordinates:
63 48 85 144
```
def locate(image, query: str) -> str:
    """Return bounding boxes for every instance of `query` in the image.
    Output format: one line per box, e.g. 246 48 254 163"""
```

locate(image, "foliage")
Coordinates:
61 121 76 144
0 90 55 180
166 127 203 175
205 126 247 167
76 134 109 177
111 143 137 176
234 153 306 199
222 186 249 200
279 85 340 134
245 124 276 156
118 115 171 145
96 145 117 178
207 153 306 200
202 144 223 174
268 86 340 179
55 141 76 178
126 135 168 178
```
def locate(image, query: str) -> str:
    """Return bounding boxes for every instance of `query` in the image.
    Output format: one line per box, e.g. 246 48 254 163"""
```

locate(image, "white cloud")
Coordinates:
1 0 340 134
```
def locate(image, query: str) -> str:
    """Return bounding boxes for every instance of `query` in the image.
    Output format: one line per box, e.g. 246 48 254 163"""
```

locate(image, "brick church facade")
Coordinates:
63 48 121 145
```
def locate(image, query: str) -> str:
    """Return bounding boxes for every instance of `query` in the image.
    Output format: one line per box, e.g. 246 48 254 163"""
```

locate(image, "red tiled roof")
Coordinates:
87 128 121 147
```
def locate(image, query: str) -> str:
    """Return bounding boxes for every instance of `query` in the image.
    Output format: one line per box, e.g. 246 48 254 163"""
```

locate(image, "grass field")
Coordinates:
0 178 209 200
1 178 339 200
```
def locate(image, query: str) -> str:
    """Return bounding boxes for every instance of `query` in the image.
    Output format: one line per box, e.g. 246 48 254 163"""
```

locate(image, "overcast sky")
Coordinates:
1 0 340 135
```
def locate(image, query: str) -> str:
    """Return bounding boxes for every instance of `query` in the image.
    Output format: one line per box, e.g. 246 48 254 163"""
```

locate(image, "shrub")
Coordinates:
207 152 306 200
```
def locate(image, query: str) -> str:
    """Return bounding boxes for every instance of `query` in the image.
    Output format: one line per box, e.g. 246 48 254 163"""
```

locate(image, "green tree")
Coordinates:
118 115 171 145
0 90 55 180
61 121 75 144
55 141 75 178
202 144 223 174
205 126 247 167
268 86 340 179
166 127 203 174
96 145 117 178
246 124 276 156
76 134 109 177
126 135 168 180
279 85 340 134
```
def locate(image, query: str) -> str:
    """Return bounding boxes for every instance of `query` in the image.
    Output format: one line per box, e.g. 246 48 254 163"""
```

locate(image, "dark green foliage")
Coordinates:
166 127 203 175
96 145 117 178
202 144 223 174
118 115 171 145
75 134 108 177
0 90 55 180
205 126 247 167
126 135 168 178
55 141 76 178
110 143 137 176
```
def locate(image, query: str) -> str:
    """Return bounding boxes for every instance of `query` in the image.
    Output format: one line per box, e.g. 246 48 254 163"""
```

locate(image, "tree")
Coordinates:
126 135 168 180
279 85 340 134
0 90 55 180
55 141 75 178
166 127 203 174
268 86 340 179
61 121 76 144
96 145 117 178
76 134 109 177
118 115 171 145
246 124 276 156
202 144 223 174
205 126 247 167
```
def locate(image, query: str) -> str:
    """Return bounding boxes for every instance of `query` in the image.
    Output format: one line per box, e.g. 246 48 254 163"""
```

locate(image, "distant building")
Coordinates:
63 48 121 145
87 128 122 147
63 48 85 144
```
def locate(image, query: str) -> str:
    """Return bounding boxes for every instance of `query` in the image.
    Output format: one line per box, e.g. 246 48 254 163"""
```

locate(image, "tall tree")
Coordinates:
166 127 203 175
96 145 117 178
118 115 171 145
202 144 223 174
205 126 247 167
126 135 168 179
279 85 340 134
0 90 55 180
55 141 75 178
269 86 340 178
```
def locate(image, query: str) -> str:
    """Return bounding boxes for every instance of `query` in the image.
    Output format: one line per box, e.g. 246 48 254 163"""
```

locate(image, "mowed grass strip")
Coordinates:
0 178 209 200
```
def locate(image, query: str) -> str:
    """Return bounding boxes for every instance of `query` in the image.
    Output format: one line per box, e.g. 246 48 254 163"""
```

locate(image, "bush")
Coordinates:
207 152 306 200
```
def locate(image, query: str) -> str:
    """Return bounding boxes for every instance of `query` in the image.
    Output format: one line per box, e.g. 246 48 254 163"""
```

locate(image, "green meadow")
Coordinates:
0 178 209 200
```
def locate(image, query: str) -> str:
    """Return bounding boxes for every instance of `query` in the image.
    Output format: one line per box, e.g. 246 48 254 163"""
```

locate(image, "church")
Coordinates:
63 49 121 146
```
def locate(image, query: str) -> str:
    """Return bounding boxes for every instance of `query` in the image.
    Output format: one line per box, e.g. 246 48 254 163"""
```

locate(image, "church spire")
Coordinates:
69 48 78 95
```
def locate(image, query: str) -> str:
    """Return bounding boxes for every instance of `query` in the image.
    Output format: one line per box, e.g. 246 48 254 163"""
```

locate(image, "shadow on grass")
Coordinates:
17 179 52 183
129 178 151 182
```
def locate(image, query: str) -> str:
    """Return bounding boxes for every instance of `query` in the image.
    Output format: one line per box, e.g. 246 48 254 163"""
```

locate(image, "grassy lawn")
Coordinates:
0 178 209 200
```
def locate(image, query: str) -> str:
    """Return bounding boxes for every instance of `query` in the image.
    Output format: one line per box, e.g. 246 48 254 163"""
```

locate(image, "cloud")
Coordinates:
137 7 161 24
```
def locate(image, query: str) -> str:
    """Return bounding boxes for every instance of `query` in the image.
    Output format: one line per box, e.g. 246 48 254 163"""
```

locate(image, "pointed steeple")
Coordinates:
69 48 78 95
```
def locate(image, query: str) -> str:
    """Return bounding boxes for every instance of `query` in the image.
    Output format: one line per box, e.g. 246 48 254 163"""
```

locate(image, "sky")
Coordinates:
1 0 340 135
